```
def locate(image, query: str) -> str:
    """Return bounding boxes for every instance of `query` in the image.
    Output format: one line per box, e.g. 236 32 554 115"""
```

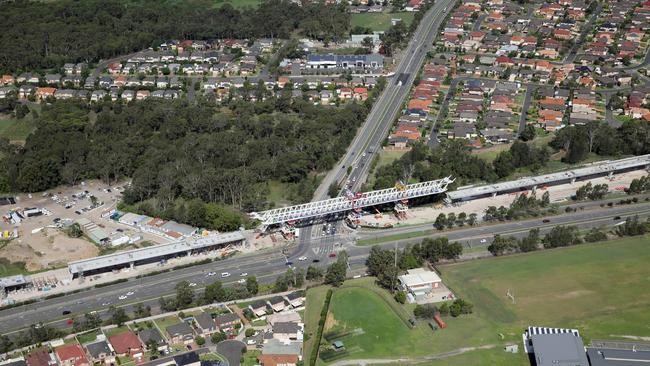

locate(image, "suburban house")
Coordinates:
172 352 201 366
166 322 195 344
267 297 287 313
284 291 305 308
398 268 443 302
55 344 90 366
138 328 168 353
257 355 299 366
267 312 302 326
271 322 302 342
305 54 384 70
0 358 26 366
214 313 241 333
26 348 57 366
249 300 269 317
194 312 217 335
108 331 144 361
84 340 115 365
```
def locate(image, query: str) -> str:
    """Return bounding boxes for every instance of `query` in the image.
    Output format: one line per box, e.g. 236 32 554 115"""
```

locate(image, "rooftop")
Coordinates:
531 333 589 366
587 347 650 365
398 268 442 287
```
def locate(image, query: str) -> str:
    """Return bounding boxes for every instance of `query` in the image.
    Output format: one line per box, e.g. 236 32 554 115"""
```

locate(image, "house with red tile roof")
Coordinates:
257 355 299 366
108 331 144 360
26 348 58 366
55 344 89 366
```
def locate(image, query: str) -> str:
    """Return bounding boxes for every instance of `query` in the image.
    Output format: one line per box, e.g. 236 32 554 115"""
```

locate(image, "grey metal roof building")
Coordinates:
587 347 650 366
531 333 589 366
448 154 650 202
68 231 245 277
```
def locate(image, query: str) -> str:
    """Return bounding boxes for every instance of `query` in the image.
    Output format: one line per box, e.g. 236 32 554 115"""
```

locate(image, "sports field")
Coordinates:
351 12 415 32
306 235 650 364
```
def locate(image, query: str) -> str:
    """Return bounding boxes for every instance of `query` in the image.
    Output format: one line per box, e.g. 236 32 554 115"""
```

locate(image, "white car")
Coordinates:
240 272 248 277
189 282 197 287
480 239 487 243
207 272 216 276
118 295 128 300
298 256 308 261
237 279 246 284
126 291 134 296
221 272 230 278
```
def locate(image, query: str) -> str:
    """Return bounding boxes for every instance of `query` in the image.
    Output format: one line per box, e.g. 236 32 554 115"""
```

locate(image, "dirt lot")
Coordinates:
0 179 167 271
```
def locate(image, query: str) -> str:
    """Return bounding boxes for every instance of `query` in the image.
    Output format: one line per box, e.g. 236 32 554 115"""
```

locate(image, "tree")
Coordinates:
109 306 129 326
446 213 456 229
66 223 83 238
394 291 407 304
205 281 226 303
434 213 447 230
246 276 259 296
83 312 102 329
175 281 194 309
361 36 375 52
449 299 473 317
195 336 205 346
584 227 607 242
134 303 151 318
245 328 256 337
211 332 227 343
413 304 438 318
518 228 539 252
273 276 289 292
306 265 324 281
467 213 477 226
0 334 13 353
328 182 341 198
325 252 348 286
456 212 467 226
519 124 536 141
543 225 581 248
488 235 516 256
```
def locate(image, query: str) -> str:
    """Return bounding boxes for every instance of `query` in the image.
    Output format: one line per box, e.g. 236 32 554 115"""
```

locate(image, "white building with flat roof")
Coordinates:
398 268 442 300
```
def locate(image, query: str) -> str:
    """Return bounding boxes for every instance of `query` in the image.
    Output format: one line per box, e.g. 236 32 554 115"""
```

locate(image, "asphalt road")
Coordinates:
313 0 456 200
1 199 648 335
564 4 603 64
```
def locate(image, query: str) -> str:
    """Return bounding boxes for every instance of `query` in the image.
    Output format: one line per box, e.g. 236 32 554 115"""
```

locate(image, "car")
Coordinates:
312 259 320 263
614 216 621 220
188 282 197 287
329 253 337 258
221 272 230 278
207 272 216 276
118 295 128 300
240 272 248 277
285 261 293 266
237 279 246 284
480 239 487 243
298 256 308 261
66 319 74 325
101 302 111 306
126 291 134 296
542 219 551 223
62 310 71 315
116 228 123 232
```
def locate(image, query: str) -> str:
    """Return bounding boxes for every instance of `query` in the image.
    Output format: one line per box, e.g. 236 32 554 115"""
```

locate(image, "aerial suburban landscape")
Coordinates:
0 0 650 365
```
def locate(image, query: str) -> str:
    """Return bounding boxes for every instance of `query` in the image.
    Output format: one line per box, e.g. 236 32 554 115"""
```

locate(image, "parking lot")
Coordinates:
0 179 168 272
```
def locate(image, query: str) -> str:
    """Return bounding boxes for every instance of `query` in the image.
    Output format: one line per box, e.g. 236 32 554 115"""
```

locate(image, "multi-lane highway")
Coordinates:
1 199 648 335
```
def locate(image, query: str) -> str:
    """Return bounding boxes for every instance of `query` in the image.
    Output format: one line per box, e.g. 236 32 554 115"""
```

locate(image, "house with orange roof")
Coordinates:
553 29 573 40
535 60 553 73
407 99 431 112
257 354 299 366
338 87 353 100
1 75 15 86
35 87 56 100
55 344 89 366
353 87 368 101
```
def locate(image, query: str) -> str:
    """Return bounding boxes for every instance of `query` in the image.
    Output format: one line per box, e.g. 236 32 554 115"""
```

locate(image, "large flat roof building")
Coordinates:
531 333 589 366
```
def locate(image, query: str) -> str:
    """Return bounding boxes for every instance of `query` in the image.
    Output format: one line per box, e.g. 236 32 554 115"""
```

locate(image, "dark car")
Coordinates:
614 216 621 220
285 261 293 266
62 310 71 315
312 259 320 263
542 219 551 223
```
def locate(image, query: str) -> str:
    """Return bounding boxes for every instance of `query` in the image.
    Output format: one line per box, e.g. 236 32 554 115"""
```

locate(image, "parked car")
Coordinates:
221 272 230 278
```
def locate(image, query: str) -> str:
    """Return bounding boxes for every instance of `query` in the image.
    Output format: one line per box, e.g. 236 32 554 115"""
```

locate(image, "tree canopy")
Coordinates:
0 0 350 73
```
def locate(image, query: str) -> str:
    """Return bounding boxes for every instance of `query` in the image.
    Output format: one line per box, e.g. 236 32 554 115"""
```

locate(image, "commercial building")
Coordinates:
529 333 589 366
0 274 32 297
67 232 245 278
76 218 109 245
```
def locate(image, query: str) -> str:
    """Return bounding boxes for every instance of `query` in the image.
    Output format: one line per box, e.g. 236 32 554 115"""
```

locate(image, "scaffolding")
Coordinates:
251 176 454 227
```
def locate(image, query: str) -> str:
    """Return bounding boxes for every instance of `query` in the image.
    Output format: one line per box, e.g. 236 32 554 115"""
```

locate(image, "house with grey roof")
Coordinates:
138 328 168 353
214 313 241 333
193 312 217 336
85 340 115 365
166 323 194 345
272 322 302 342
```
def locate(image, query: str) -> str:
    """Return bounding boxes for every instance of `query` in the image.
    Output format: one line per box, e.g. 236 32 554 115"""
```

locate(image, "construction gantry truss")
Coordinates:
251 177 454 226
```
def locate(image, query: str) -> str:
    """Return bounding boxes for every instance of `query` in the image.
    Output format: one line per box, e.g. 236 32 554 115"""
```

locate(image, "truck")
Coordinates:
433 314 447 329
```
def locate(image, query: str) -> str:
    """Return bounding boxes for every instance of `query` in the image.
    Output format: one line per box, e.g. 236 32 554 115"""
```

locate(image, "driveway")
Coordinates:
217 340 246 366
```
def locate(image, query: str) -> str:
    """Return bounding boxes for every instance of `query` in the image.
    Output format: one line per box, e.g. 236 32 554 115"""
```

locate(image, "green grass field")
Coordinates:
441 235 650 343
0 117 36 141
308 235 650 365
0 258 27 278
351 12 415 32
304 285 331 361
